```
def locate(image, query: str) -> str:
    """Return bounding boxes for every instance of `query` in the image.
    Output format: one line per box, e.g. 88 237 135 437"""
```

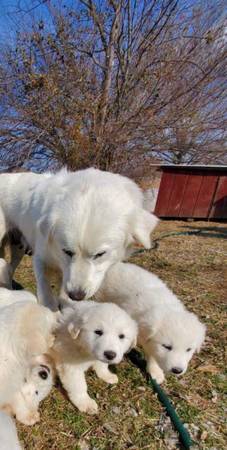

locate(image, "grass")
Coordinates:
15 220 227 450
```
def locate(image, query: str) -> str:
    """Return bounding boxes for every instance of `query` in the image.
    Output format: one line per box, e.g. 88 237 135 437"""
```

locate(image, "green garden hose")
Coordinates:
128 349 194 450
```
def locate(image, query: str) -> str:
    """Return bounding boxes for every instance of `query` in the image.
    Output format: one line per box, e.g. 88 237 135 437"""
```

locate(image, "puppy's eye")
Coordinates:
186 348 192 352
63 249 75 258
162 344 172 351
93 251 106 260
38 370 48 380
94 329 103 336
119 334 125 339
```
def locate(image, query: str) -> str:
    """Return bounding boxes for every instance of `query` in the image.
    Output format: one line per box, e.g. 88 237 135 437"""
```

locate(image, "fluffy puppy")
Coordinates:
0 286 37 309
0 168 158 310
97 263 206 383
0 300 56 408
49 302 137 414
3 355 54 426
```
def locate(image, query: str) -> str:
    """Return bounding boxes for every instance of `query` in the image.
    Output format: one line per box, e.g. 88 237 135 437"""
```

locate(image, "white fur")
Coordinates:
97 263 206 383
0 298 56 408
0 286 37 308
0 258 12 288
0 292 56 448
49 301 137 414
0 411 21 450
3 355 54 426
0 169 158 310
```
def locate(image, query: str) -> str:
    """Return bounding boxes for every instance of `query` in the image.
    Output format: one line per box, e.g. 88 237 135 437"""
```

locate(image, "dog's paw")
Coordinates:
77 398 98 415
147 365 165 384
18 410 40 426
102 373 118 384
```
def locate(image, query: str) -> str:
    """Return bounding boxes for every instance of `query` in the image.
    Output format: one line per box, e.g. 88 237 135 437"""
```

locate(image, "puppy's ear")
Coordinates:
195 321 206 353
68 322 80 340
130 336 137 350
130 209 159 249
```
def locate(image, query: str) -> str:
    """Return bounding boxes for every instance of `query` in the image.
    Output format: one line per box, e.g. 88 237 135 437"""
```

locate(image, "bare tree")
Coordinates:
0 0 226 172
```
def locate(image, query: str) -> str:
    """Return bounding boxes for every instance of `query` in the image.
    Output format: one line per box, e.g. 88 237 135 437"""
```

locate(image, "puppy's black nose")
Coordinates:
38 370 48 380
171 367 183 374
68 289 86 301
104 351 117 361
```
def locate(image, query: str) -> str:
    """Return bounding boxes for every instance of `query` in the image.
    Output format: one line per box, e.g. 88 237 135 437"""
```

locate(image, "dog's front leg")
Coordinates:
57 363 98 415
146 355 165 384
33 255 58 311
93 361 118 384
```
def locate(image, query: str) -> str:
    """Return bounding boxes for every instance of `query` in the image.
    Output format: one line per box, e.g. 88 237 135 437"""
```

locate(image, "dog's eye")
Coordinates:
94 329 103 336
93 251 106 260
38 370 48 380
186 348 192 352
63 249 75 258
119 334 125 339
162 344 172 351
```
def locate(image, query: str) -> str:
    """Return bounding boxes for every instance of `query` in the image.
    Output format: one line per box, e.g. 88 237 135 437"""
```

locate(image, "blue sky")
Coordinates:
0 1 75 44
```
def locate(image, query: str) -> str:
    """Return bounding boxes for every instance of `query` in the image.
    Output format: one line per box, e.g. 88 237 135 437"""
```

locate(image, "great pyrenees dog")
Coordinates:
0 295 56 408
0 291 56 449
3 355 54 426
0 168 158 310
49 301 137 414
97 263 206 384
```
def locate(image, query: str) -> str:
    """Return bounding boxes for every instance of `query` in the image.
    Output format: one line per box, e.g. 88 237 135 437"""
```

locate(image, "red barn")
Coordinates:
154 165 227 220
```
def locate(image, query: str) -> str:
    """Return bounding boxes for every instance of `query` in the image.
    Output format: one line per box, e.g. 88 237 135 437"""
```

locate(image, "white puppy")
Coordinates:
0 293 56 449
97 263 206 383
0 168 158 310
3 355 54 426
0 299 56 408
49 301 137 414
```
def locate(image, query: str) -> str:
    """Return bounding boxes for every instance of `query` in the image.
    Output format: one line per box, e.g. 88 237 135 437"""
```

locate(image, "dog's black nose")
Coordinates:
171 367 183 374
38 370 48 380
68 289 86 301
104 351 117 361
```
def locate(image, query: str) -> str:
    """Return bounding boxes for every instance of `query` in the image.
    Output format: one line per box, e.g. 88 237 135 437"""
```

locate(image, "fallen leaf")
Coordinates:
197 364 220 374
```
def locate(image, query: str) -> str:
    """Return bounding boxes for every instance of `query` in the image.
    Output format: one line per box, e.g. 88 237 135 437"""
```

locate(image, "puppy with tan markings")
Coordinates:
3 355 54 426
97 263 206 384
0 297 56 409
50 302 137 414
0 290 56 449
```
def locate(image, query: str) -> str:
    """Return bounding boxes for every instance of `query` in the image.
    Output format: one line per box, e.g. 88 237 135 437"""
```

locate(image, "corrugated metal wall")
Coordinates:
155 169 227 219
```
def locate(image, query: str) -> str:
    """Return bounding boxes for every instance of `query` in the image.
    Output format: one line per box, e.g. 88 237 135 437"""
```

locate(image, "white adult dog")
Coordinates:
96 263 206 383
0 168 158 310
49 301 137 414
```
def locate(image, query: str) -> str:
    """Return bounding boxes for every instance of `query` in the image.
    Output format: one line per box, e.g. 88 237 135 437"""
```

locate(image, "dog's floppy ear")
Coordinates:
68 322 81 340
130 335 137 350
130 209 159 249
195 320 206 353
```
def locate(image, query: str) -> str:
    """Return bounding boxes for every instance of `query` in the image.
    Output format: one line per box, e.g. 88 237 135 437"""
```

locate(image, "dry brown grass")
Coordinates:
14 220 226 450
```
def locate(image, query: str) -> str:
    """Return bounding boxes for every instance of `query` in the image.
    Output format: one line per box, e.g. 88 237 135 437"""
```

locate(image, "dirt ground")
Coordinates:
14 220 226 450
